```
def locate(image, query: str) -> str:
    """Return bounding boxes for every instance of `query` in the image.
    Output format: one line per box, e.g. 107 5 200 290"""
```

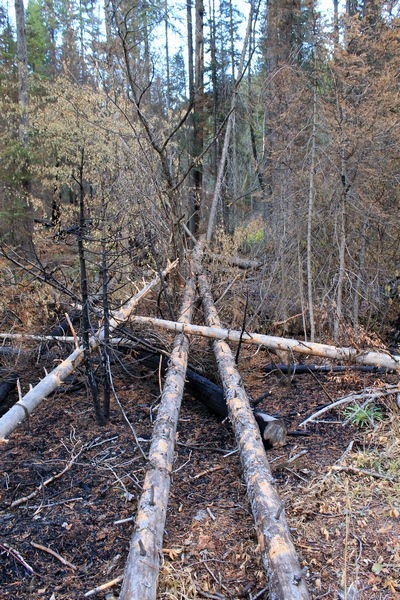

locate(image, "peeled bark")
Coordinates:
119 278 196 600
128 315 400 371
192 242 310 600
0 261 178 442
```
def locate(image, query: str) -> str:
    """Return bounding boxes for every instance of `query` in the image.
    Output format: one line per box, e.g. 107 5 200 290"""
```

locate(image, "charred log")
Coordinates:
265 363 393 375
0 371 18 416
134 350 286 448
49 310 81 338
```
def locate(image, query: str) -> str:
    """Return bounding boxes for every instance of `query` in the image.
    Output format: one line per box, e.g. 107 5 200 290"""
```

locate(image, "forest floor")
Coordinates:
1 316 400 600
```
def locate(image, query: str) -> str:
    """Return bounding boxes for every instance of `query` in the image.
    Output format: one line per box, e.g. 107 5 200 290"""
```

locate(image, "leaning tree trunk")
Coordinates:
192 241 310 600
119 277 196 600
0 261 178 442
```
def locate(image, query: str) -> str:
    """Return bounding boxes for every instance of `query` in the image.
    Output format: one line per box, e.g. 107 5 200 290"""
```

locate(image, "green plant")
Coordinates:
344 403 384 428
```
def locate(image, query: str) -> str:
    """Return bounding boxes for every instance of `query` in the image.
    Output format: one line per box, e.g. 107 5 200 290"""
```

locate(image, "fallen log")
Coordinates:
0 260 178 442
193 242 310 600
119 278 196 600
135 351 286 448
265 364 394 375
128 315 400 371
49 310 81 338
0 371 18 416
210 253 262 269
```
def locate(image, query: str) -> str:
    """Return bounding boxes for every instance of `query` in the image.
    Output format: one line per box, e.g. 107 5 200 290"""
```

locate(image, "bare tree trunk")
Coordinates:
14 0 34 253
333 0 339 44
76 149 104 426
187 0 204 236
119 278 196 600
15 0 28 145
353 215 368 327
100 199 111 422
192 240 310 600
104 0 116 93
307 20 317 342
334 177 347 341
206 0 254 242
164 0 171 112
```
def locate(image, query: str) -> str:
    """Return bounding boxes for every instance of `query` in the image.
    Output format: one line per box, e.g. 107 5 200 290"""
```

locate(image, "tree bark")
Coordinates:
192 240 310 600
119 278 196 600
0 261 178 442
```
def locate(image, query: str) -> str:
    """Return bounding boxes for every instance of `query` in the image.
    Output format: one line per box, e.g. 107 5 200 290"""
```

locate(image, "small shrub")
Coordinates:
344 403 384 427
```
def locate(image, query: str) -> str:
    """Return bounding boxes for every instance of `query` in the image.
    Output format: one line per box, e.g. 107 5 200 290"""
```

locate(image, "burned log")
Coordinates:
0 372 17 402
135 351 286 448
49 310 81 338
193 241 310 600
185 368 286 447
265 364 393 375
119 278 196 600
0 371 18 416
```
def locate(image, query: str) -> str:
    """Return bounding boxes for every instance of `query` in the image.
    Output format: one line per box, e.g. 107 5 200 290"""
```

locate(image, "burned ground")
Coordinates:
1 331 400 600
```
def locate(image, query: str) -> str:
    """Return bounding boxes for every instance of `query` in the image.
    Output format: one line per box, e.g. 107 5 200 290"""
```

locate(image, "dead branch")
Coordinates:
331 465 398 482
0 542 37 575
0 261 178 442
192 465 225 480
30 541 77 570
84 575 124 597
10 441 84 508
299 385 399 429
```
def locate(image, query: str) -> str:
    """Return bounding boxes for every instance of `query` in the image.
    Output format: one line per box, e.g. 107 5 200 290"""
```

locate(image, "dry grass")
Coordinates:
288 413 400 599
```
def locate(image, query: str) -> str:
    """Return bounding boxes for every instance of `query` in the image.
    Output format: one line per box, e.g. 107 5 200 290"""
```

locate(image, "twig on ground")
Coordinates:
252 585 269 599
202 559 229 592
299 386 398 428
64 312 79 349
31 541 77 570
114 516 135 525
30 496 83 513
176 441 232 454
11 441 84 508
192 465 224 480
0 542 37 574
331 465 398 482
107 360 147 461
251 390 272 407
195 584 226 600
83 575 123 597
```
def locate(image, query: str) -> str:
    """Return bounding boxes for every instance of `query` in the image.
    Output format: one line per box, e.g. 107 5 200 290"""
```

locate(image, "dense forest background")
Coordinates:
0 0 400 346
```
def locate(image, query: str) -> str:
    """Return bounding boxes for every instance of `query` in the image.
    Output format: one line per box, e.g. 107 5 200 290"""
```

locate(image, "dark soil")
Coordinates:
1 338 399 600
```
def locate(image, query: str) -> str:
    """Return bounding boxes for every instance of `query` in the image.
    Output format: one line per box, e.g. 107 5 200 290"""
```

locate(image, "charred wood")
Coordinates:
134 350 286 448
49 311 81 338
0 372 18 416
265 363 393 375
